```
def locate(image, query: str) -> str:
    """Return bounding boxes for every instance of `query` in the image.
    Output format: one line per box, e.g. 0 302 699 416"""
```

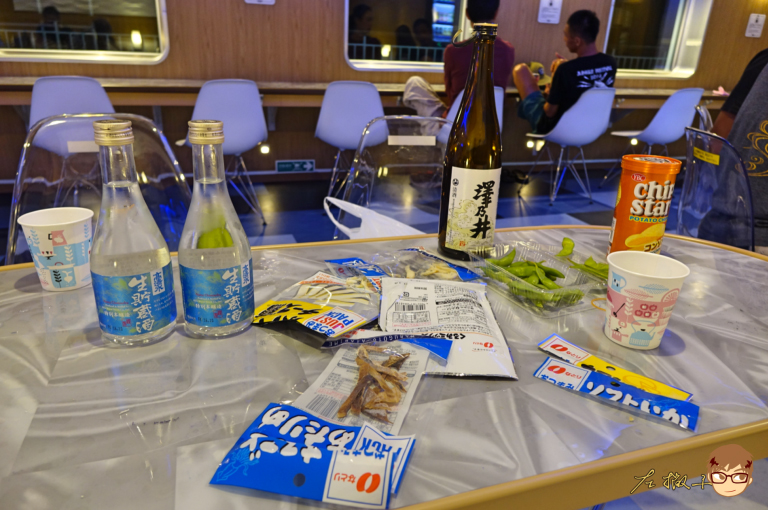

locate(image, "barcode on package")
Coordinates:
395 302 426 312
304 395 341 419
393 311 430 323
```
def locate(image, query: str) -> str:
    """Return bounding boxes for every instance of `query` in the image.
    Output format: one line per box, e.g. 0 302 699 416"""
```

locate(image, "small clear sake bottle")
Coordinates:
90 120 177 347
178 120 254 338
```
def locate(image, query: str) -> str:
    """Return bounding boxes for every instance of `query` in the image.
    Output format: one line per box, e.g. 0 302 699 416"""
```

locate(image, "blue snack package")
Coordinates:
534 357 699 431
326 257 388 292
211 404 415 507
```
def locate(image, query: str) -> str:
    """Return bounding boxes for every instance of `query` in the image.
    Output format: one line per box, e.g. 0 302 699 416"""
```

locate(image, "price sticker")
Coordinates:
324 449 392 508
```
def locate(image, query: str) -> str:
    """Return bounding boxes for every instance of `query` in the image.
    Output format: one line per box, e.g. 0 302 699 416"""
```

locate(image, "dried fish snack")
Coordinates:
293 341 427 434
253 271 379 338
370 247 479 282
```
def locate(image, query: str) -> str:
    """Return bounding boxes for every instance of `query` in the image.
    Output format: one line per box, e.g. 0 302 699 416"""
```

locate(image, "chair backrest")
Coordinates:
331 115 450 239
6 113 191 264
315 81 385 150
191 79 267 156
544 88 616 147
637 88 704 145
29 76 115 128
696 104 713 132
444 86 505 130
677 127 754 251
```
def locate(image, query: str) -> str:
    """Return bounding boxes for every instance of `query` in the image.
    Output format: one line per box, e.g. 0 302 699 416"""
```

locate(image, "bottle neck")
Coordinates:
99 144 138 184
467 34 495 102
192 143 225 183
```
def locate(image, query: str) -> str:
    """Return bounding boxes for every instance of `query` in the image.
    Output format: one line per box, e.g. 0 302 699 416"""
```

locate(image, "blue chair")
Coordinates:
6 113 191 264
677 127 754 251
188 79 268 225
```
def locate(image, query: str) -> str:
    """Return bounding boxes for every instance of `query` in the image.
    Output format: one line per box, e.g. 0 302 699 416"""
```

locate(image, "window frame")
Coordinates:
606 0 714 79
0 0 169 65
344 0 469 73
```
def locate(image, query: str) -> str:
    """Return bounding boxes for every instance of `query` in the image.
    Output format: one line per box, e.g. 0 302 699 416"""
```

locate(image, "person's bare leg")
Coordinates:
513 64 540 100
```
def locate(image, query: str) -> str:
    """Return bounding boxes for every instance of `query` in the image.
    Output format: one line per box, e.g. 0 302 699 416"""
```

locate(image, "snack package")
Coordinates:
321 330 453 361
534 357 699 431
326 257 388 292
253 271 379 338
211 404 415 507
293 341 428 435
539 334 692 401
379 278 517 379
371 247 478 282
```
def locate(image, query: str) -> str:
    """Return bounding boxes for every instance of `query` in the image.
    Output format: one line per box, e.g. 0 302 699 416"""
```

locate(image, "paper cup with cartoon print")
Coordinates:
18 207 94 291
604 251 690 350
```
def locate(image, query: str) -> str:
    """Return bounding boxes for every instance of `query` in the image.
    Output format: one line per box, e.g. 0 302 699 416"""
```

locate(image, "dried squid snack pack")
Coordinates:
253 271 379 338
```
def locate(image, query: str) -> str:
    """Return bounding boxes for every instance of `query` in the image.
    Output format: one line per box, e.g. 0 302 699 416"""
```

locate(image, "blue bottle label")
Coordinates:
179 259 255 327
92 263 177 336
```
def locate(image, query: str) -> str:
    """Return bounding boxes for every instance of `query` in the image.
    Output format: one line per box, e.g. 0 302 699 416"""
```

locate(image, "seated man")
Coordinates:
514 10 616 134
709 63 768 253
712 48 768 139
403 0 515 118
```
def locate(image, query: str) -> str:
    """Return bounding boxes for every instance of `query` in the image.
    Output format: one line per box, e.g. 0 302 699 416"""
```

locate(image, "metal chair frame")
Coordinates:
522 143 593 205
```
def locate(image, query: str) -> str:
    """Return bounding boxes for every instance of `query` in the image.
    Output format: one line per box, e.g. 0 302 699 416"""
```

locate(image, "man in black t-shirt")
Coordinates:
712 49 768 138
513 10 616 134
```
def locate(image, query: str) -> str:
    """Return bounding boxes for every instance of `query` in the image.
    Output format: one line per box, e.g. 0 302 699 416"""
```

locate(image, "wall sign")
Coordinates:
538 0 562 24
245 0 275 4
746 14 765 38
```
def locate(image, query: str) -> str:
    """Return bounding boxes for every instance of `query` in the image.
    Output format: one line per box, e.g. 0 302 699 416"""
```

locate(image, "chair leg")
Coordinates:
600 141 631 188
53 159 68 207
327 149 343 197
227 155 267 225
550 146 566 205
520 143 550 196
579 147 593 203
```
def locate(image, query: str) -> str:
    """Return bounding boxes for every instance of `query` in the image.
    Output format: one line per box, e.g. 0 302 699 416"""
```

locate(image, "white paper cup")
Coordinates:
18 207 94 292
604 251 690 350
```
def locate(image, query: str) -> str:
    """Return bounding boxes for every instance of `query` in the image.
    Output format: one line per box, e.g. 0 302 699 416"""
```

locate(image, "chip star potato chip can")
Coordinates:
608 155 682 255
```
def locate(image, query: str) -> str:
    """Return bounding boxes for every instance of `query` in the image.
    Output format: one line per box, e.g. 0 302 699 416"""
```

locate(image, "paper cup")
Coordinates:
18 207 94 292
604 251 690 350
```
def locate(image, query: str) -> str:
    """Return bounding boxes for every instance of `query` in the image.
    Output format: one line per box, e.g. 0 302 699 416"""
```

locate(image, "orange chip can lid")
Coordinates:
621 154 682 175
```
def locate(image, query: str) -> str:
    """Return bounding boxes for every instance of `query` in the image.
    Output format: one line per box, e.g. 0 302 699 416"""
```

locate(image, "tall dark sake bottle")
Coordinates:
438 23 501 260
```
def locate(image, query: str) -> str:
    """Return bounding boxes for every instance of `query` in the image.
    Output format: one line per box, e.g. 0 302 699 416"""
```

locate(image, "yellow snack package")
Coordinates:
538 334 692 401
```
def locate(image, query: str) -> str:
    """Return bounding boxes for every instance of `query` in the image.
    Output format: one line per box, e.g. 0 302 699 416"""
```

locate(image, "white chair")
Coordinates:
602 88 704 187
445 86 505 130
315 81 385 197
523 88 617 204
30 76 114 128
189 79 268 225
27 76 116 210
